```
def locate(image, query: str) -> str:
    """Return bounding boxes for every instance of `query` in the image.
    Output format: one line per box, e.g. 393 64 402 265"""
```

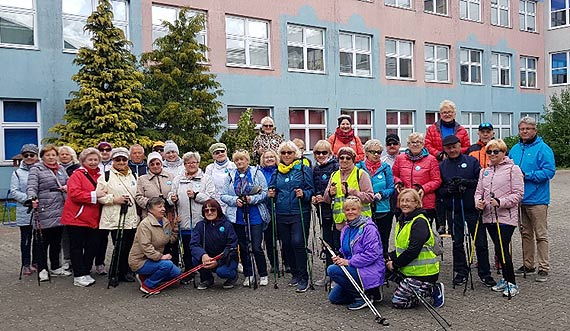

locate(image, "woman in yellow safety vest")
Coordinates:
386 189 444 309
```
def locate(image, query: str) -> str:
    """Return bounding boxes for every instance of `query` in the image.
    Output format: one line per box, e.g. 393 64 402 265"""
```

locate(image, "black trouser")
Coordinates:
234 223 268 277
451 208 491 279
263 217 280 269
35 226 63 271
277 213 310 281
373 212 394 259
67 225 99 277
317 204 340 269
110 228 136 277
181 232 192 271
435 194 448 229
61 226 71 261
164 242 179 266
95 229 109 266
20 225 37 267
486 223 516 284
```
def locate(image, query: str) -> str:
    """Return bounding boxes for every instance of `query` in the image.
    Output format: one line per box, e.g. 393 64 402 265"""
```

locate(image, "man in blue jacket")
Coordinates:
509 116 555 283
438 135 496 287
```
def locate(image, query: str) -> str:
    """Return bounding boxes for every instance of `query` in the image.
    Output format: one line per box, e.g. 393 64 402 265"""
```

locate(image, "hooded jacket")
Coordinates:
328 133 365 162
467 140 490 168
425 120 470 157
61 167 101 229
205 160 236 212
392 149 441 210
96 167 139 230
190 216 238 262
167 169 215 230
135 170 174 219
128 213 178 272
26 162 69 229
10 161 35 226
269 160 314 217
356 160 394 214
437 153 481 212
221 166 269 225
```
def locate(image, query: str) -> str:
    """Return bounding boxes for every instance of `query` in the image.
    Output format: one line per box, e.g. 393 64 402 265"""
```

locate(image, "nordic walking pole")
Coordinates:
468 196 484 265
322 238 389 326
317 202 330 292
31 203 50 285
517 204 526 279
460 198 474 294
271 197 279 289
297 192 314 290
491 192 510 300
242 196 258 290
108 202 127 288
402 277 451 330
451 197 456 289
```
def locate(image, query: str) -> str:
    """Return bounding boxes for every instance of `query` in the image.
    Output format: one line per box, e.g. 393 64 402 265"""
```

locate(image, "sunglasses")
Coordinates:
153 148 164 152
262 124 273 128
339 156 353 161
314 151 328 156
479 123 493 129
367 150 381 155
22 153 36 158
204 208 216 213
386 142 399 147
113 157 128 162
280 151 294 155
99 148 112 152
485 149 502 155
213 150 226 155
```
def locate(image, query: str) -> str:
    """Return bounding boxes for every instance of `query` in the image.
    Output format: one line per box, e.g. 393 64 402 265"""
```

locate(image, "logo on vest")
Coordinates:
415 166 421 171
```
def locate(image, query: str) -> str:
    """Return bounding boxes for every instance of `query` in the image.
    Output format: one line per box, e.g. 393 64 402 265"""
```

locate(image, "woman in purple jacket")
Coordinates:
327 196 385 310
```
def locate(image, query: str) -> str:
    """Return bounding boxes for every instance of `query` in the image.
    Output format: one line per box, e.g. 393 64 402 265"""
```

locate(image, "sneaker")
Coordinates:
288 276 300 287
74 276 92 287
515 265 536 275
502 283 519 297
30 264 38 273
492 278 507 292
535 270 548 282
95 265 107 275
437 225 446 235
314 275 330 287
432 282 445 308
140 282 159 294
295 279 309 293
119 273 136 283
452 274 467 286
197 279 214 290
480 276 497 287
39 269 49 282
62 260 71 271
51 267 72 277
180 273 195 285
347 299 368 310
367 287 383 303
135 274 146 286
237 263 244 274
22 266 33 276
223 276 237 289
85 275 96 285
243 276 254 287
259 276 269 286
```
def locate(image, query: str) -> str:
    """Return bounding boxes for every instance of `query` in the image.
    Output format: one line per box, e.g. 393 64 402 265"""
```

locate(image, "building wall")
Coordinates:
544 0 570 99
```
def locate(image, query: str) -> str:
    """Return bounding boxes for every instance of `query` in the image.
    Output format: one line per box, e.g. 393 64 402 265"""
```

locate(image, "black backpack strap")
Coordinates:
105 170 110 182
83 171 97 189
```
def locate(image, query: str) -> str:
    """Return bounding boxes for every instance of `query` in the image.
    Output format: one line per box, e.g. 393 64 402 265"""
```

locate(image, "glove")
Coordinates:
374 192 383 201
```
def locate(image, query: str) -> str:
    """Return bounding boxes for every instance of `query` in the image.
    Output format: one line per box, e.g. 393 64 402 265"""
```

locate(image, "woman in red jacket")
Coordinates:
328 115 365 162
61 147 106 287
392 133 442 222
425 100 470 160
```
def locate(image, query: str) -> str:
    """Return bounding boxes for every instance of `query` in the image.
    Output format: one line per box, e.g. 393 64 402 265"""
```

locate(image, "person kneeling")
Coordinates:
386 189 444 309
327 196 385 310
128 197 181 294
190 199 239 290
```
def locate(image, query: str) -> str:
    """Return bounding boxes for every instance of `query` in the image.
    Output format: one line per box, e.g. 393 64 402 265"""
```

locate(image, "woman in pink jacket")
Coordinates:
475 139 524 298
392 132 441 221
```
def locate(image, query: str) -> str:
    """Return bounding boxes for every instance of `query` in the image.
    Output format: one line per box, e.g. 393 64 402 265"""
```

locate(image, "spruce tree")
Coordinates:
48 0 148 150
539 88 570 167
220 108 258 163
140 9 224 154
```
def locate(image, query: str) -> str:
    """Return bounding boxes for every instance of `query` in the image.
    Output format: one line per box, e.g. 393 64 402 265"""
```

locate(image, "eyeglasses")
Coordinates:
367 150 381 155
99 148 112 152
262 124 273 128
519 127 536 131
314 151 328 156
213 150 225 155
339 156 353 161
113 157 128 162
280 151 294 155
485 149 502 155
408 141 423 145
153 148 164 152
439 111 454 115
22 153 36 158
184 161 198 165
204 208 216 213
386 142 399 147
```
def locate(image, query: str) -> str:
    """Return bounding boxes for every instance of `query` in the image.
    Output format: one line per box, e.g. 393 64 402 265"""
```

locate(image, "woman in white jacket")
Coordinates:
205 142 236 212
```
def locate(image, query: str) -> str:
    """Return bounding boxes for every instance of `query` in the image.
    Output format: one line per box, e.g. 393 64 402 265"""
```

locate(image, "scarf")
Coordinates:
164 158 182 169
114 166 130 176
215 159 228 166
86 166 99 177
334 127 355 144
317 155 333 166
44 162 60 174
365 158 381 175
60 161 74 170
278 159 301 174
348 215 368 229
440 119 455 128
405 147 428 161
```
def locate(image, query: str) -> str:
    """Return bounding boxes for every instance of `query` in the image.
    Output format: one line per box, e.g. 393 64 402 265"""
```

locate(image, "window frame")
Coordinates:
491 52 512 87
225 15 270 69
460 48 483 85
491 0 511 27
424 0 448 15
424 43 450 83
340 109 374 143
550 51 569 86
461 111 484 142
425 111 440 131
386 110 415 147
385 38 414 80
0 99 41 163
550 0 570 28
339 32 372 77
385 0 413 9
492 112 512 139
0 1 37 49
287 24 326 73
460 0 482 22
226 106 272 130
519 0 537 32
288 108 327 151
520 56 538 88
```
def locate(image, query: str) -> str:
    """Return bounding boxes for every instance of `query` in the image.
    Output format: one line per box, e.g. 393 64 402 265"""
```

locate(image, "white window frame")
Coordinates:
460 0 482 21
521 112 540 122
519 0 536 32
425 111 439 131
492 112 512 138
385 0 412 9
225 16 270 69
491 52 512 87
339 32 372 77
288 108 327 151
0 1 36 49
62 0 129 52
520 56 538 88
226 106 272 130
550 51 569 86
386 38 414 80
151 6 207 59
340 109 374 142
461 111 484 142
491 0 511 27
550 0 570 28
424 0 448 15
460 48 483 84
424 43 450 83
0 99 41 163
287 24 326 73
386 110 415 147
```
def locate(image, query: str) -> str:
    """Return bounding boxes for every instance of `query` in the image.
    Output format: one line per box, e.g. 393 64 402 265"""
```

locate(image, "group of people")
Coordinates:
10 104 555 312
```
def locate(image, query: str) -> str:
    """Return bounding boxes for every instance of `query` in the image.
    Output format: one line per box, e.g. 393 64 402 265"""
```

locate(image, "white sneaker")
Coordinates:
62 260 71 271
74 276 92 287
237 263 244 274
85 275 96 285
243 276 253 287
259 276 269 286
39 269 49 282
502 283 519 297
51 267 72 276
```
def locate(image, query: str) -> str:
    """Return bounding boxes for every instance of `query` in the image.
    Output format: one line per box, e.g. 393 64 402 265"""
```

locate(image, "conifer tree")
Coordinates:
539 88 570 167
140 9 224 154
48 0 148 150
220 108 258 163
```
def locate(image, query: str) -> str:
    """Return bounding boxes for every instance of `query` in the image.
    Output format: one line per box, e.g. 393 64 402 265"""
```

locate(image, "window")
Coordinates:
287 25 325 73
386 39 413 79
491 0 511 27
551 51 569 85
152 6 207 57
460 48 482 84
0 0 35 47
62 0 128 50
461 112 483 142
519 0 536 31
226 16 270 68
492 112 512 138
520 56 537 88
491 53 511 86
521 112 540 122
339 32 372 76
386 111 414 147
425 44 449 82
385 0 412 8
551 0 570 27
227 107 271 130
425 0 448 15
1 100 40 163
341 109 373 143
460 0 481 21
425 112 439 132
289 108 327 150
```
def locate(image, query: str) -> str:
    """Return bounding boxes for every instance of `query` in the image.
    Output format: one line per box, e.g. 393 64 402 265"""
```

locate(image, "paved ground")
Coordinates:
1 171 569 331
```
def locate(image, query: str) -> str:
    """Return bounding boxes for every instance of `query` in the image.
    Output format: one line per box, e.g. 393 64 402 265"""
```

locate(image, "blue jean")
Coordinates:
327 264 361 305
193 257 238 282
234 223 268 277
137 260 181 289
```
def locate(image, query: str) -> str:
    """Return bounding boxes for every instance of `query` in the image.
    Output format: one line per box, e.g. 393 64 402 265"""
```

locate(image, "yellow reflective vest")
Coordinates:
331 167 372 224
395 213 439 277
